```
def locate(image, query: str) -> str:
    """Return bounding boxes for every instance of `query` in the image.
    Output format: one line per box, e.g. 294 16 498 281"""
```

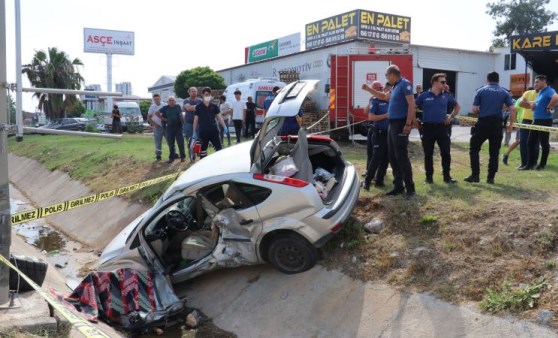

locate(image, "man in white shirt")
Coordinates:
147 94 167 161
231 90 247 144
219 95 232 146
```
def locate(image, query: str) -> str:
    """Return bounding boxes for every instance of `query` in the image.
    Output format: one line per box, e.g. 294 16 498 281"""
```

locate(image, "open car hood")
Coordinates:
250 80 319 169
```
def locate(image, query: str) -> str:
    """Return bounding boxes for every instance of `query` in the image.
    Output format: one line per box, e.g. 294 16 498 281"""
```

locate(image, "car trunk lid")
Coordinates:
250 80 319 172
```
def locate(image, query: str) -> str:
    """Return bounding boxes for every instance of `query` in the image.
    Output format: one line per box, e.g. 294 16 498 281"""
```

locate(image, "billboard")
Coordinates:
305 9 411 50
511 31 558 52
84 28 135 55
246 33 301 63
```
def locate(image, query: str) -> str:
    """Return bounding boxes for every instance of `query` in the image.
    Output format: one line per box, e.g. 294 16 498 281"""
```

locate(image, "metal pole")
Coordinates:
524 59 528 91
14 0 22 142
23 127 123 139
0 0 12 305
106 53 112 112
21 87 123 96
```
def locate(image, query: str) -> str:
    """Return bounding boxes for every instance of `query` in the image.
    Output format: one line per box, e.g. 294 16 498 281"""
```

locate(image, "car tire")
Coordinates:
9 254 48 292
268 234 318 274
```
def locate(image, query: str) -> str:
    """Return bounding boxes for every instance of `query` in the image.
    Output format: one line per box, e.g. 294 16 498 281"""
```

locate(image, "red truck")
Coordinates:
328 53 413 137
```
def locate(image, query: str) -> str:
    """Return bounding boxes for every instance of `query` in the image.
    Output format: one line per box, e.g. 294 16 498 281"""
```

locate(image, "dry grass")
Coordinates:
324 140 558 328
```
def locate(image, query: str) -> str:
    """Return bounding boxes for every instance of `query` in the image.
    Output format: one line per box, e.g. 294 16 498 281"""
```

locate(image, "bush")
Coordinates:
85 124 97 133
126 122 144 134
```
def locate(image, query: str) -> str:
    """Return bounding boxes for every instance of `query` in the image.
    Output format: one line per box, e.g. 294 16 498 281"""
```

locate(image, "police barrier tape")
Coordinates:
11 172 180 225
456 115 558 133
0 254 111 338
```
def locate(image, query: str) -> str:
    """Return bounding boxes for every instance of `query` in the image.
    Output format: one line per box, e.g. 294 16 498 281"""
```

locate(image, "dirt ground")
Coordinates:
322 193 558 328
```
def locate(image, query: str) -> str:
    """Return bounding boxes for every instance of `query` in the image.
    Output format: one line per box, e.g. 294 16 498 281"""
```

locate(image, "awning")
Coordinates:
516 50 558 83
511 31 558 83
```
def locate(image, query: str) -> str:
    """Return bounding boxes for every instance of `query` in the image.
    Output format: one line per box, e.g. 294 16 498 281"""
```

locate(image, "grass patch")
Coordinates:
323 216 365 252
7 134 228 205
545 259 557 270
480 277 548 313
420 214 437 224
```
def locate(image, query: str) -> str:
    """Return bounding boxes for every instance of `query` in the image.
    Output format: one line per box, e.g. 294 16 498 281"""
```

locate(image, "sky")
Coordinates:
4 0 558 111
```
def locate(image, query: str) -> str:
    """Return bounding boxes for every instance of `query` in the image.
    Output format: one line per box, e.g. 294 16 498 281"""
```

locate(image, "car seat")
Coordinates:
181 233 214 261
290 128 313 182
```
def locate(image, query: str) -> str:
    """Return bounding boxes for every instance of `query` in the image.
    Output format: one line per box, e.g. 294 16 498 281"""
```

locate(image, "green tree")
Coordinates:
7 93 16 124
139 100 151 121
174 66 226 98
22 47 84 119
66 100 86 117
486 0 557 47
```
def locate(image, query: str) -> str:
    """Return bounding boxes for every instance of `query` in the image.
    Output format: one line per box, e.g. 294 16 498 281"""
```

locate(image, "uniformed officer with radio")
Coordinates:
465 71 516 184
363 65 417 197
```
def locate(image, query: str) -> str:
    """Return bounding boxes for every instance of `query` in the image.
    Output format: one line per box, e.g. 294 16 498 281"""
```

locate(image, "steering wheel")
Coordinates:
165 209 193 232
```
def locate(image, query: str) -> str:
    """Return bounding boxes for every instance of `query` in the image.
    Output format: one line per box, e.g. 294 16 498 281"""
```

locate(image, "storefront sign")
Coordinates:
246 33 301 63
511 31 558 52
305 9 411 50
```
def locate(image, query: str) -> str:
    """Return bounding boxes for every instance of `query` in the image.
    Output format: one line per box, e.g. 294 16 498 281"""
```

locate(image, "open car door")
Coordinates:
170 183 263 284
250 80 319 174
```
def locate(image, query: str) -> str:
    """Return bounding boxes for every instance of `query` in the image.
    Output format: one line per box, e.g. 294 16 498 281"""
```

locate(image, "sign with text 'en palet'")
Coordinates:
305 9 411 50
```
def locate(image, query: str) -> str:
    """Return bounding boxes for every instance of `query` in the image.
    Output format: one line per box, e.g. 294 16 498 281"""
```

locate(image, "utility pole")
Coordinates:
15 0 22 142
106 53 113 113
0 0 12 305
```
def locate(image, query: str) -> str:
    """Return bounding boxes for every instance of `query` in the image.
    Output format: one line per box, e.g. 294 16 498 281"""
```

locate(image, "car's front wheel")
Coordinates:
268 234 318 274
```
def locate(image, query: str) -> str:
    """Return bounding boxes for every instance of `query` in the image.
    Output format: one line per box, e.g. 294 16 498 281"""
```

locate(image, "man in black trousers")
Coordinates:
465 72 516 184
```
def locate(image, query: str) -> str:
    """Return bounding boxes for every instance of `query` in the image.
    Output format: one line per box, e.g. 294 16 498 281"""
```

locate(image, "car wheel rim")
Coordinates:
276 244 305 270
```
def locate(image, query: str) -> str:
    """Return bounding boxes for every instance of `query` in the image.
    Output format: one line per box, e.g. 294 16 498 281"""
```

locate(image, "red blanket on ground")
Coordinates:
51 269 156 324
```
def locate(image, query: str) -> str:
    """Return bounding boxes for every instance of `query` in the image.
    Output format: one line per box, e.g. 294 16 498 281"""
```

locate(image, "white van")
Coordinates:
102 101 144 131
115 101 143 123
223 78 286 129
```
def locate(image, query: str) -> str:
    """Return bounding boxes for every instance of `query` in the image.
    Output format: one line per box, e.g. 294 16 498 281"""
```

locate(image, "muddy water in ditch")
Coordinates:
10 197 97 280
11 199 65 252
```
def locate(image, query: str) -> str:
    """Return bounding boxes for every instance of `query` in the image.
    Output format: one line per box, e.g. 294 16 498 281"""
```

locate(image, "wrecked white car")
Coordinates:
99 80 360 284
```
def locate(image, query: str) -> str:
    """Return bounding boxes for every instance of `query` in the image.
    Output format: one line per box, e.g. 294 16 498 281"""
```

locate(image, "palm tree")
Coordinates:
22 47 84 119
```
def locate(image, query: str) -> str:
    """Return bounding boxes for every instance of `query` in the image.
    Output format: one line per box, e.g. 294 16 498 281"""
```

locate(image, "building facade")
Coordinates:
147 76 177 102
115 82 133 96
82 84 102 111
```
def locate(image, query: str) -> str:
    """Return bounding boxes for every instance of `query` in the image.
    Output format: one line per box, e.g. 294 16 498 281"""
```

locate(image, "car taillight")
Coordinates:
330 222 342 233
253 173 309 187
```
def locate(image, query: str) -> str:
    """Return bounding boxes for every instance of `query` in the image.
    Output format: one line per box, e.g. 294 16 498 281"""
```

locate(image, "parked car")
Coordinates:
98 80 360 284
38 118 87 131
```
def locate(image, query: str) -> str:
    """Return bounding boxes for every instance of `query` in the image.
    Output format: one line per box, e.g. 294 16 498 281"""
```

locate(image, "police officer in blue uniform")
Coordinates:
465 72 516 184
363 81 391 191
363 65 416 197
263 86 280 116
415 73 460 184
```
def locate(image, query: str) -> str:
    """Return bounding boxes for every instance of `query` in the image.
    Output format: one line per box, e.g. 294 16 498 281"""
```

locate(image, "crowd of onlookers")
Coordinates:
143 85 302 164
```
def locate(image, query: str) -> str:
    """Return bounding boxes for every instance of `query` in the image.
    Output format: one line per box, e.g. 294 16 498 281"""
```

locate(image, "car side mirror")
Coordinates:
324 84 330 94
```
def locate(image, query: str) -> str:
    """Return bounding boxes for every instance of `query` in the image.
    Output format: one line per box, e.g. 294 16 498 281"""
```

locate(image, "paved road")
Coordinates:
179 264 557 338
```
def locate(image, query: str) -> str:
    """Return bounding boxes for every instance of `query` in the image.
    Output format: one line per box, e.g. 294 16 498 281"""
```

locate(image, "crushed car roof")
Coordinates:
162 142 252 200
